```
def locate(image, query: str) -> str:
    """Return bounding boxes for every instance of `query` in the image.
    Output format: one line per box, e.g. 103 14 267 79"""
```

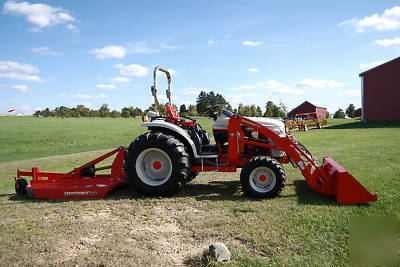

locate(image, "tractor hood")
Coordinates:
213 114 286 136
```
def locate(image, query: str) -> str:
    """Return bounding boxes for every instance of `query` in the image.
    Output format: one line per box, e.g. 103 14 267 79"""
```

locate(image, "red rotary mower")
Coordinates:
14 66 377 204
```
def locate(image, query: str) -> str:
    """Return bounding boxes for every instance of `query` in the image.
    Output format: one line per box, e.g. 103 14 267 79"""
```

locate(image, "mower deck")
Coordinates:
15 147 129 200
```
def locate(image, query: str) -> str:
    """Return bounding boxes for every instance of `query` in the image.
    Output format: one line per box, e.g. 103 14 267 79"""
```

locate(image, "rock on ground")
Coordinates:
209 242 230 262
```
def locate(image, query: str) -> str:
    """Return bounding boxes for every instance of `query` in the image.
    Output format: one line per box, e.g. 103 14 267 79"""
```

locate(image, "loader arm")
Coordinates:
228 115 377 204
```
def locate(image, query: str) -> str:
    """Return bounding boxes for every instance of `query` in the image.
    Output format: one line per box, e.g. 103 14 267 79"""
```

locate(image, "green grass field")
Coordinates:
0 117 399 265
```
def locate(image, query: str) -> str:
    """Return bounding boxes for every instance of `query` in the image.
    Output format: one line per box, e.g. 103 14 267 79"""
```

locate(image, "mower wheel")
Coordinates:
15 178 28 195
240 157 285 198
125 132 190 196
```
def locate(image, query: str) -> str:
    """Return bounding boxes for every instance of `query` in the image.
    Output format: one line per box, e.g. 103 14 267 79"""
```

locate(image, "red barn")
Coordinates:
359 57 400 121
287 101 326 119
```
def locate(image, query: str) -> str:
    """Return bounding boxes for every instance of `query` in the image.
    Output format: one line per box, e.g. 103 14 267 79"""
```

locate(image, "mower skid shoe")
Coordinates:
318 157 377 204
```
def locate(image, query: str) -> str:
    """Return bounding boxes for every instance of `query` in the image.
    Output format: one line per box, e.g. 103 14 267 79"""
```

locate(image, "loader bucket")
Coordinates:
314 157 377 204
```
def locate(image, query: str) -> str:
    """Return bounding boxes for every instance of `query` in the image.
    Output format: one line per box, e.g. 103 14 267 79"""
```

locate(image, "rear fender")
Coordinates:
142 121 202 158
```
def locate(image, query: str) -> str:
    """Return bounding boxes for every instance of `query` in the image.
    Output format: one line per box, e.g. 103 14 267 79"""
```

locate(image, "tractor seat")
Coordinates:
166 104 194 127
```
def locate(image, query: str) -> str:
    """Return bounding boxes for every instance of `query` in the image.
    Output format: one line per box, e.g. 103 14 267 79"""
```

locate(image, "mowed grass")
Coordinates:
0 117 399 265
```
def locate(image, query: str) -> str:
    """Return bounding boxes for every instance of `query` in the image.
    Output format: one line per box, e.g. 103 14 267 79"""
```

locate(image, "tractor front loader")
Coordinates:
14 66 377 204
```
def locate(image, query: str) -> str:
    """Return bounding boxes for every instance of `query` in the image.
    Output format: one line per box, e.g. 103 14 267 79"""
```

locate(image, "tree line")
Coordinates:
34 104 143 118
36 90 359 119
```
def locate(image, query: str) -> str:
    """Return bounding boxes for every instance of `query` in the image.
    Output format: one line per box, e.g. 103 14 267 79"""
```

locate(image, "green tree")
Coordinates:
256 106 263 117
187 104 198 116
238 103 245 115
99 104 110 117
346 104 355 118
326 111 331 119
334 108 346 118
196 91 229 114
76 105 90 117
179 104 187 115
55 106 71 117
264 101 274 117
196 91 208 114
110 110 121 118
121 107 131 118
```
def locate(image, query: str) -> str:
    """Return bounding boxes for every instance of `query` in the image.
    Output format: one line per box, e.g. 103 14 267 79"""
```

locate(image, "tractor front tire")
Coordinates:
125 132 190 196
240 157 286 198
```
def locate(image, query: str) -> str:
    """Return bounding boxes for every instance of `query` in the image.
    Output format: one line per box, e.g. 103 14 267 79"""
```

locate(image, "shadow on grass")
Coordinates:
8 179 363 206
292 180 339 206
7 180 261 203
177 180 248 201
183 249 214 266
293 180 374 206
324 121 400 130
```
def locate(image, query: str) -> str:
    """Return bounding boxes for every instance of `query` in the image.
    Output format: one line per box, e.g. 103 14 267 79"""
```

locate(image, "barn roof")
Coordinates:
359 56 400 77
291 101 326 110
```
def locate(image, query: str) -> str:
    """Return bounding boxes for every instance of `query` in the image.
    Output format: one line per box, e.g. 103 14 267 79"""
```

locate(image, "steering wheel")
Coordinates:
202 104 221 120
204 104 220 114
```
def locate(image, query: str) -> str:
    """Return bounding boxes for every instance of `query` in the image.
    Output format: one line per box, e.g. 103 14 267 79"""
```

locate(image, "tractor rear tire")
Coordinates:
125 132 190 196
240 157 285 198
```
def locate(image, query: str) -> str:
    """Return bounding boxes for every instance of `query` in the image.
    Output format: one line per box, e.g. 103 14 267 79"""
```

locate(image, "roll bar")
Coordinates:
152 66 172 109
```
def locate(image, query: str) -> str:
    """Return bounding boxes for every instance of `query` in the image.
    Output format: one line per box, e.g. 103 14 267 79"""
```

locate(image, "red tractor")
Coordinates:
15 66 376 204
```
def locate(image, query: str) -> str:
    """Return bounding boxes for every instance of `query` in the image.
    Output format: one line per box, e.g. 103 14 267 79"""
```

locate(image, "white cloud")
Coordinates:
158 94 178 102
340 6 400 32
247 68 260 72
338 90 361 98
74 94 109 99
20 105 30 111
242 41 263 46
226 93 260 104
109 77 131 83
295 79 344 89
181 87 211 95
59 93 67 97
96 84 116 89
3 0 76 32
0 72 43 82
32 46 62 56
230 84 257 91
12 85 28 92
114 64 148 76
208 40 214 46
126 42 181 54
89 45 126 60
359 60 387 69
0 84 29 92
0 61 38 73
376 37 400 47
230 80 304 95
66 24 77 32
168 69 177 75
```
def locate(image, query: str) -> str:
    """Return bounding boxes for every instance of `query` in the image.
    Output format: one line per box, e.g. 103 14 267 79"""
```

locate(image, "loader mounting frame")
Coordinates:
190 115 377 204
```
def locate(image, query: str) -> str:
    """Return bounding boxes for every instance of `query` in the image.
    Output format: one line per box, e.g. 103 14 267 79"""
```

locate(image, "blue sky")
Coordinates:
1 0 399 115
